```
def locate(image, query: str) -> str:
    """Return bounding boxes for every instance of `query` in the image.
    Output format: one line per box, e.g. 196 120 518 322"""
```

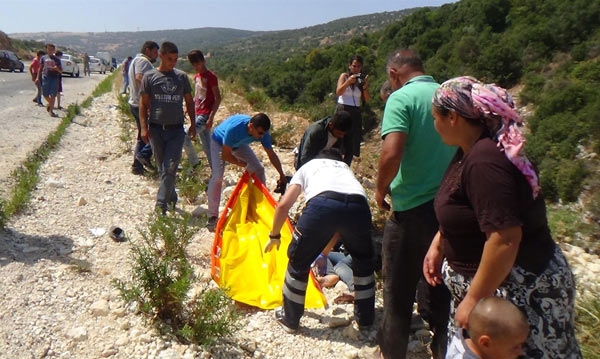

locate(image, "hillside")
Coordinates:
7 9 418 61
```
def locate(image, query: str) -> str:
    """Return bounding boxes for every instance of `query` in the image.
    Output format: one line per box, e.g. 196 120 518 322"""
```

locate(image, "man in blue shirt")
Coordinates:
207 113 287 231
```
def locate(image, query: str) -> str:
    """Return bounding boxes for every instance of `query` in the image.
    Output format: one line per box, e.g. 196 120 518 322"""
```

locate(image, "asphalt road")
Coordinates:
0 62 106 199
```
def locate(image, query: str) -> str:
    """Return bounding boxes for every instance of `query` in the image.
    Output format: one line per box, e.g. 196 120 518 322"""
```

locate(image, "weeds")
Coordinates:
113 211 240 345
576 295 600 358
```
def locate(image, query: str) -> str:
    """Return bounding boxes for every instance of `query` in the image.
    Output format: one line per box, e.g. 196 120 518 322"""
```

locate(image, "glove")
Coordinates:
264 233 281 253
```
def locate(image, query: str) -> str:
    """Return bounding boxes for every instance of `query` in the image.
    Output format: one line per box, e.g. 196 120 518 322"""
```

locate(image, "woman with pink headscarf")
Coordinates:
423 76 581 358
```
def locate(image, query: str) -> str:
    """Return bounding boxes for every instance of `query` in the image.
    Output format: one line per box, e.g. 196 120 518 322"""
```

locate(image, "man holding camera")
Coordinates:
335 55 369 166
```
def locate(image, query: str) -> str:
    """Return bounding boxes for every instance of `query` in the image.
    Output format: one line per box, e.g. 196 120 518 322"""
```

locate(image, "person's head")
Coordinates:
347 55 364 75
432 76 540 197
468 297 530 359
327 111 352 139
385 49 424 91
55 50 63 58
127 56 133 61
248 113 271 139
187 49 207 73
140 41 159 62
315 148 343 162
36 50 45 58
45 43 56 55
158 41 178 71
380 80 393 103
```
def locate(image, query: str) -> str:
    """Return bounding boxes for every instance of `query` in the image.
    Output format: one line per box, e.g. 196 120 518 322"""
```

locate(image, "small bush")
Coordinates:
113 211 240 345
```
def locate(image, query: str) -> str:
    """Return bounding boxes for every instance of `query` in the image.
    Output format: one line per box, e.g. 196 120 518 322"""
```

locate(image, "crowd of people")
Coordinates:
44 37 578 359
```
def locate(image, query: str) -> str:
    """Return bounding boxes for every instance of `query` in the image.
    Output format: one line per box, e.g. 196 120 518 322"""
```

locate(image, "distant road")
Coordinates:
0 63 105 199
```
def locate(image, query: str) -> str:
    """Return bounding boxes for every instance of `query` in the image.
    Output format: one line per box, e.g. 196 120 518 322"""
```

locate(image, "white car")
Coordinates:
89 57 106 74
60 54 80 77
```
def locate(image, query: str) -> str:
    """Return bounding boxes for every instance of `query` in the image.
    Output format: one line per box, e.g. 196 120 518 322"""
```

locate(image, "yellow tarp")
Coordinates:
211 171 326 309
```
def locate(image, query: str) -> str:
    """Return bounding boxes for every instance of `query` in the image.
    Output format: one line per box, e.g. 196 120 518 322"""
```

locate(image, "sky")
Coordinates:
2 0 453 34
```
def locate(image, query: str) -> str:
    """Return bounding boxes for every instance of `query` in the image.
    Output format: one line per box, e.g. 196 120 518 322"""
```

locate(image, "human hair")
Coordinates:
250 113 271 132
140 41 159 54
386 49 424 73
330 111 352 132
380 80 393 102
187 49 205 64
37 50 45 56
55 51 63 57
159 42 178 55
346 54 364 75
316 148 343 162
469 297 529 341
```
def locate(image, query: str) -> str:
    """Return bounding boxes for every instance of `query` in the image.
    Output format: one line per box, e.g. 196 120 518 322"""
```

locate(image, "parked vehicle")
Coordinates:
60 54 80 77
95 52 114 72
0 49 25 72
88 57 106 74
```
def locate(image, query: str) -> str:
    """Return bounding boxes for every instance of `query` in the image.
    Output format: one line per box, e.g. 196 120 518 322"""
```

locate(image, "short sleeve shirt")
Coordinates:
381 75 455 211
128 54 155 106
211 114 273 150
140 68 191 125
40 55 62 79
194 70 218 116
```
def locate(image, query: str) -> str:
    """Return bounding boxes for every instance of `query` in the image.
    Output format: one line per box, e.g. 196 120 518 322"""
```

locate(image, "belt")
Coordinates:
318 191 366 204
149 122 183 130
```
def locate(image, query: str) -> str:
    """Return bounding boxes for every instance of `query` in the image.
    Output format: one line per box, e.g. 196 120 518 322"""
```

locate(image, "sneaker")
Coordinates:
274 308 297 333
135 154 156 170
206 216 218 232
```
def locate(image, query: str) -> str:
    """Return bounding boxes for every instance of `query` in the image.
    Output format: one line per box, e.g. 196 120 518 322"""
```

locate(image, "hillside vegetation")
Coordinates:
210 0 600 211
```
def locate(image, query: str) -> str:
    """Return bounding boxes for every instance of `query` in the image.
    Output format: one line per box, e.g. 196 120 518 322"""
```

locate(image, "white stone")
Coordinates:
90 299 110 317
66 327 88 341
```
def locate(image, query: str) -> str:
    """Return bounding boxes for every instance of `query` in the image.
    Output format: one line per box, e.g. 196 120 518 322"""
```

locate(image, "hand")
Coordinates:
423 245 443 286
455 295 479 329
188 124 197 138
141 128 150 144
264 237 281 253
375 189 391 211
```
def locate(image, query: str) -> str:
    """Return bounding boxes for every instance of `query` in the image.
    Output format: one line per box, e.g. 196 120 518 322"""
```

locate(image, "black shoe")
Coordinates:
135 155 156 170
274 308 297 333
206 216 218 232
131 166 145 175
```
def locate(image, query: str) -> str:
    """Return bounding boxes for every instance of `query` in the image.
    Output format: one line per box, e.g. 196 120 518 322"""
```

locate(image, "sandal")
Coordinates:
49 112 58 118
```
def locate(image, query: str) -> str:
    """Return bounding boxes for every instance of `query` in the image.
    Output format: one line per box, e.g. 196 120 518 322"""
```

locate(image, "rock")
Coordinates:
90 299 110 317
66 327 88 341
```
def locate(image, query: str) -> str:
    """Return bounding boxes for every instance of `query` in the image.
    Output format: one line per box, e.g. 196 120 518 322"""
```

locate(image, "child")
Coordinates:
446 297 529 359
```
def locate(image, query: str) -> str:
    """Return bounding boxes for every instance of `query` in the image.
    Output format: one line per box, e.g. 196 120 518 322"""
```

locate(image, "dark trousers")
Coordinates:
129 104 153 170
282 194 375 328
376 200 450 359
336 104 361 165
148 125 185 211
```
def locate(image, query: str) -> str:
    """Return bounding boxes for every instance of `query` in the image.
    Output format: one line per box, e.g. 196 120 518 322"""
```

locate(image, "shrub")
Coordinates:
113 212 240 345
576 295 600 359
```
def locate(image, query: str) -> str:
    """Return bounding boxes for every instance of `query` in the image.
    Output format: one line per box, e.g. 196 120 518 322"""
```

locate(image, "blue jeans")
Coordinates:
326 252 354 292
281 194 375 329
129 104 153 169
149 125 185 211
183 114 213 168
376 200 450 359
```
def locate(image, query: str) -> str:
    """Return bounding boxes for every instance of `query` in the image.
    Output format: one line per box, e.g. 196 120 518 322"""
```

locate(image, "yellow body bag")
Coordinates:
211 171 327 309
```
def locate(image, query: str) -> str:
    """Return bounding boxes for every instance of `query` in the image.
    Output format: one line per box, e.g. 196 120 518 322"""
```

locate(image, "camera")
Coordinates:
355 73 366 88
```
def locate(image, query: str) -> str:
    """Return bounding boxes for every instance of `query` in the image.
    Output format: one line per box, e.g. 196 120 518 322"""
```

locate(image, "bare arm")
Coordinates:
264 147 286 182
207 84 221 128
139 93 150 143
270 184 301 236
423 231 445 286
375 131 407 210
221 145 246 167
184 93 197 138
455 226 522 328
336 73 357 96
